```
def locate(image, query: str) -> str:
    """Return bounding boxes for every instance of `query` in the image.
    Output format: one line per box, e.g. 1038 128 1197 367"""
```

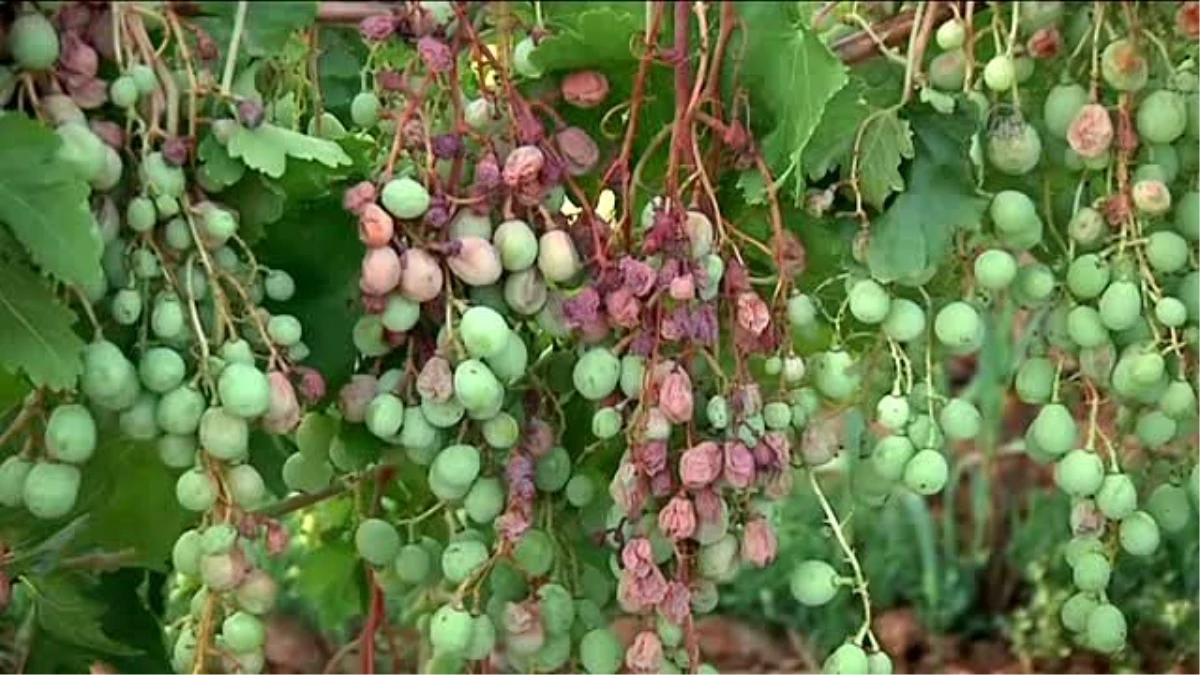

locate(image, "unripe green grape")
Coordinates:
1100 39 1148 91
535 446 571 492
356 518 401 566
1055 449 1105 497
464 477 504 524
483 331 528 385
10 12 60 70
1159 380 1197 420
226 464 267 508
876 394 910 430
1067 306 1109 348
493 219 539 271
366 393 405 440
125 63 157 94
462 615 496 661
789 559 840 606
565 474 596 507
22 461 80 520
1177 271 1200 321
1135 409 1176 449
580 628 623 674
127 196 157 232
935 19 965 50
56 124 107 184
0 456 32 508
110 75 139 108
481 412 519 449
514 529 554 576
45 404 97 464
1015 263 1056 305
1068 207 1108 247
266 314 303 347
872 435 915 481
156 384 205 436
903 449 948 495
422 397 465 428
176 469 218 512
867 650 894 675
201 523 239 555
1066 254 1110 300
697 533 739 582
763 356 783 376
813 350 862 401
1137 90 1187 144
591 407 622 439
934 301 982 349
1145 231 1189 274
1096 473 1137 519
928 50 967 91
1145 483 1190 533
537 583 575 635
1085 603 1126 653
1155 297 1188 327
442 539 489 583
1174 191 1199 240
974 249 1018 290
139 347 186 393
1044 83 1089 139
824 641 870 675
881 298 926 342
381 177 431 219
381 294 420 332
350 91 381 127
848 279 891 324
281 452 333 493
1119 509 1161 557
1030 404 1077 457
157 433 197 469
459 306 509 359
938 398 981 440
787 293 818 329
119 392 160 441
199 407 250 461
1071 551 1111 592
987 122 1042 176
573 348 621 400
264 270 295 302
1060 591 1100 633
110 288 143 325
983 55 1015 91
395 544 432 585
217 363 271 419
222 611 265 653
762 401 791 430
172 528 203 576
1098 280 1140 331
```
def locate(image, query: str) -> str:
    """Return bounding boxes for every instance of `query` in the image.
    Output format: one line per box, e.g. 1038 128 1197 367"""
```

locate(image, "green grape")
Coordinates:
512 36 542 78
263 270 295 302
430 604 475 655
226 464 266 508
1044 83 1089 138
281 452 333 493
199 407 250 461
1030 404 1077 457
464 477 505 524
514 529 554 576
356 518 401 566
266 315 302 347
1159 380 1198 420
395 543 433 585
974 249 1018 290
1118 510 1161 557
1067 306 1109 348
1015 263 1056 305
789 559 840 606
1097 280 1140 331
903 449 949 495
1145 231 1189 274
482 412 520 449
463 615 496 661
987 122 1042 176
201 523 239 555
1137 90 1188 144
938 398 981 440
537 583 575 635
421 397 465 429
867 651 894 675
1066 254 1110 300
580 628 623 674
1135 409 1176 449
381 294 420 332
763 356 783 376
139 347 186 393
1055 449 1105 497
366 393 406 439
929 50 966 90
848 279 891 324
221 339 255 365
453 360 503 414
110 288 143 325
484 331 528 385
381 177 431 219
1178 271 1200 321
350 91 381 127
934 301 982 349
10 12 60 70
657 615 684 648
172 529 203 576
535 446 572 493
591 407 623 440
1145 483 1190 533
1100 39 1148 91
442 539 489 583
150 294 185 339
1064 535 1105 568
128 64 157 94
763 401 792 430
158 434 197 469
983 55 1015 91
787 293 818 329
118 392 160 441
872 434 915 481
565 474 596 508
432 444 481 491
1174 191 1199 240
1061 591 1100 633
1071 551 1111 592
156 385 206 436
1068 207 1108 247
813 350 862 402
881 298 926 342
175 469 218 512
906 413 945 450
459 306 509 359
399 406 439 452
217 363 271 419
1096 473 1138 519
126 196 156 232
936 18 965 49
0 456 32 507
493 219 539 271
876 394 910 430
1084 603 1127 653
110 75 139 108
1155 297 1188 327
823 642 870 675
44 404 97 464
573 348 621 400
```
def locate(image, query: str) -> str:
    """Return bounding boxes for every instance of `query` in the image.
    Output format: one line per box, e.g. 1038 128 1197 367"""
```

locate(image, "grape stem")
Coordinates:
0 389 42 452
253 462 397 518
807 470 877 649
220 1 250 97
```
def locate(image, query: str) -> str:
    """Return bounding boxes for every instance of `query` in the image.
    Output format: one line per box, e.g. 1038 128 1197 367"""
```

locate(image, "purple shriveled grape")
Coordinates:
377 69 406 92
62 73 107 109
417 356 454 402
632 440 668 476
626 632 664 674
562 287 602 330
417 36 454 73
741 518 778 567
679 441 722 488
555 127 600 175
658 494 697 541
619 257 657 297
162 137 190 166
339 374 379 422
604 288 641 328
58 3 93 32
658 370 694 424
723 440 757 488
359 13 397 42
424 202 451 229
1027 26 1062 59
238 99 265 129
431 132 462 159
503 145 545 187
343 180 378 214
291 366 326 403
561 70 610 108
263 371 301 434
89 120 123 148
60 32 98 76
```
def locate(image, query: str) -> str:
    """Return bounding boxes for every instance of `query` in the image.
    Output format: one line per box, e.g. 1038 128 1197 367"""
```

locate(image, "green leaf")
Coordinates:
196 2 318 57
220 172 286 243
0 115 102 286
857 109 914 209
803 81 870 180
294 540 363 629
227 123 353 179
867 103 986 283
25 571 141 656
197 134 246 187
0 259 86 391
736 170 767 206
531 5 642 72
737 4 849 204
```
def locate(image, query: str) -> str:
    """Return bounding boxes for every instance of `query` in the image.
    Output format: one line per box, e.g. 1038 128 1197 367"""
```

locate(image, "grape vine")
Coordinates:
0 1 1195 674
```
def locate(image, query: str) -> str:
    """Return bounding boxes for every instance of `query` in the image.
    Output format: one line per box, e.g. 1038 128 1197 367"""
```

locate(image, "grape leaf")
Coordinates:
736 4 849 204
531 5 642 72
803 81 870 181
0 259 86 391
227 123 353 179
197 134 246 188
857 109 915 209
294 540 364 629
196 1 318 57
25 572 141 656
317 27 369 118
867 103 986 283
220 172 286 243
0 115 102 287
